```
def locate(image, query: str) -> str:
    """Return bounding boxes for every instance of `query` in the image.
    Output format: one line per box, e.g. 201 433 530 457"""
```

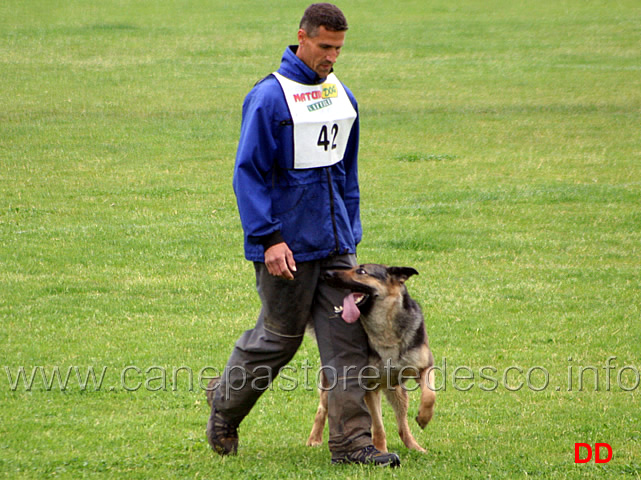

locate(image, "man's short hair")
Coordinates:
299 3 348 37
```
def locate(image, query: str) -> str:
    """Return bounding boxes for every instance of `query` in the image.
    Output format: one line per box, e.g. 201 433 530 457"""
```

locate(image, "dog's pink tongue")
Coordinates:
342 293 361 323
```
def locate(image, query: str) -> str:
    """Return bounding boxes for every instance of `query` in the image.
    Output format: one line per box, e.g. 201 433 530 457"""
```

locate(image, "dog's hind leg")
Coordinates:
364 389 387 452
306 372 328 446
383 385 426 453
416 367 436 429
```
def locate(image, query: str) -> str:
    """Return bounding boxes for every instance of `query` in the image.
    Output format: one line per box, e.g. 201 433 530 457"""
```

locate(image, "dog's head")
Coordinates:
323 264 419 323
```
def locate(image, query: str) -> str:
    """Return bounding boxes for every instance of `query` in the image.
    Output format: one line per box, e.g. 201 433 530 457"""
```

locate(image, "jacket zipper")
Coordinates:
325 168 340 254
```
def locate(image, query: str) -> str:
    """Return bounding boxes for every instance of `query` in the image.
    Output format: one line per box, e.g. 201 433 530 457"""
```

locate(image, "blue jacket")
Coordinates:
233 46 361 262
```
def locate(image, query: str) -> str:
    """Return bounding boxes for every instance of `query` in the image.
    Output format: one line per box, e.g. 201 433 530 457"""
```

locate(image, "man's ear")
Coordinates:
388 266 419 283
297 28 307 45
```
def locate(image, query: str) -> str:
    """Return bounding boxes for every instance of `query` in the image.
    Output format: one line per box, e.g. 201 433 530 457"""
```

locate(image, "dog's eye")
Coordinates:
355 268 367 275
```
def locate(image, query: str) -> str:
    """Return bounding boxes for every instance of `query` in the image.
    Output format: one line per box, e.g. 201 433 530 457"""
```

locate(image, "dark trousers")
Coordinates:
212 254 372 453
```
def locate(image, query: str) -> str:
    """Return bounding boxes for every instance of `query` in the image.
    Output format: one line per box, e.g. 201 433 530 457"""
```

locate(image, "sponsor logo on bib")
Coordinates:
307 98 333 112
292 83 337 104
294 91 322 103
322 83 338 99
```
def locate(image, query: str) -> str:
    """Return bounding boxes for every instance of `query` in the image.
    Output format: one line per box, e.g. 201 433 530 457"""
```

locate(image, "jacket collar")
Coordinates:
277 45 331 85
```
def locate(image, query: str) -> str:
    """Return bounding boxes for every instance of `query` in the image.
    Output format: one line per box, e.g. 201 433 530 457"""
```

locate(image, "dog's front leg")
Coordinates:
364 389 387 452
383 385 426 453
416 367 436 429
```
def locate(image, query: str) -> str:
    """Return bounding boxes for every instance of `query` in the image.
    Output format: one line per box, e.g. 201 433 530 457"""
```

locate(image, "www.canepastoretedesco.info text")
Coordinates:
3 357 639 393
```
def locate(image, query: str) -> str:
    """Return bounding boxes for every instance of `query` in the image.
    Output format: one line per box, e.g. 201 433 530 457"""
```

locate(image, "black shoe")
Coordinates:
332 445 401 467
206 407 239 456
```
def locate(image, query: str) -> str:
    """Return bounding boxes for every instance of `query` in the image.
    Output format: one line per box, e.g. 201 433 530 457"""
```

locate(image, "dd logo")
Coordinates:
574 443 613 464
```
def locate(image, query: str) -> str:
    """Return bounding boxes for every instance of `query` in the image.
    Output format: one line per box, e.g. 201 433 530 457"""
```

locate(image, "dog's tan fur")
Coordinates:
306 264 435 453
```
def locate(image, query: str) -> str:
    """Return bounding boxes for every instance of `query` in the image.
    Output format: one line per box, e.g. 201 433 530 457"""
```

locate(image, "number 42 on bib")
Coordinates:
317 124 339 152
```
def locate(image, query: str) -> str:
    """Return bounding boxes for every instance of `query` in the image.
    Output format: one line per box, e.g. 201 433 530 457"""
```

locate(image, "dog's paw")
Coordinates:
416 415 429 429
306 437 323 447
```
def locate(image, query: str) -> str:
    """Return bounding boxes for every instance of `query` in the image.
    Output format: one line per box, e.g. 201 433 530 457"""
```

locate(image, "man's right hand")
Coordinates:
264 242 297 280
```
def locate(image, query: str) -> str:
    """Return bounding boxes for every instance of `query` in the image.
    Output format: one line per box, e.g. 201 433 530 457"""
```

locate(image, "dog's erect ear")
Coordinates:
388 266 419 283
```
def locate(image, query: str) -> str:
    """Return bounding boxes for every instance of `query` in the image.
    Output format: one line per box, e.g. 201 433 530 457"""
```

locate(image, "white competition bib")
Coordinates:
274 72 357 170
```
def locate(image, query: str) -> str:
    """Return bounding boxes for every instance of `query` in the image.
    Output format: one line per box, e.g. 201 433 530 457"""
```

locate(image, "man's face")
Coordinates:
296 26 345 78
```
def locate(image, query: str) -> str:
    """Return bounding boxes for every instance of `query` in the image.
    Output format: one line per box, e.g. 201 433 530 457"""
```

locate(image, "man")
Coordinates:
207 4 401 467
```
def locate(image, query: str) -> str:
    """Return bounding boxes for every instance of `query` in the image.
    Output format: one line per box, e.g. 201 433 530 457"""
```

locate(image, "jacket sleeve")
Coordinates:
342 92 362 245
232 84 283 248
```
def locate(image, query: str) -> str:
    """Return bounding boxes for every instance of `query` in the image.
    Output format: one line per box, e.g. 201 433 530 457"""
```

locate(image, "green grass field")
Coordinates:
1 0 640 478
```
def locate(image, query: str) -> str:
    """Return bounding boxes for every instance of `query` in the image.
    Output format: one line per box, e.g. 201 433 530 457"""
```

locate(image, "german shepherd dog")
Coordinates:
306 264 436 453
206 264 435 453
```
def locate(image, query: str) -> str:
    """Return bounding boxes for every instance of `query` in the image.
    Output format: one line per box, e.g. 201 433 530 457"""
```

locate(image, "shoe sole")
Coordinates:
331 455 401 467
